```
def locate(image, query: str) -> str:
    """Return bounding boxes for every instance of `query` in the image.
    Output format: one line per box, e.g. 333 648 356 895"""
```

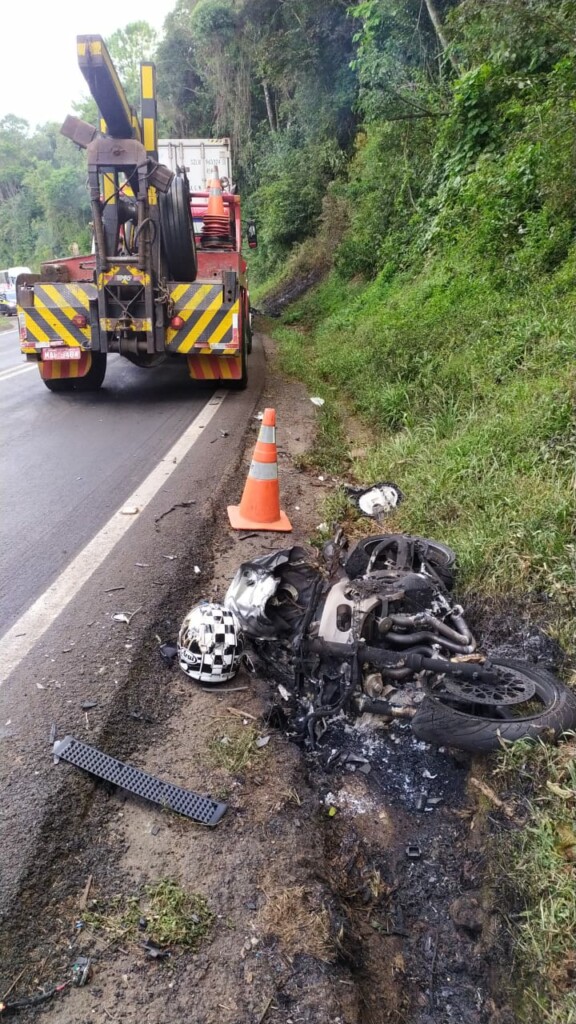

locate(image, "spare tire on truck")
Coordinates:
159 175 197 282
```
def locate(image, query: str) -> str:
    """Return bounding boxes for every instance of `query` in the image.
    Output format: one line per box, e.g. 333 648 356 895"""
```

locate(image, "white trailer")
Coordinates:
158 138 233 191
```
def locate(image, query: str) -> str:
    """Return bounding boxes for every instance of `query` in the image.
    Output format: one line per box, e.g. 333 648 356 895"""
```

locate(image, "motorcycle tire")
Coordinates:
412 658 576 752
345 534 456 590
159 175 197 282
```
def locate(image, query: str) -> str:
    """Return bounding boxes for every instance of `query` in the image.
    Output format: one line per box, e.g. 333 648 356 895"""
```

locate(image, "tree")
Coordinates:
351 0 459 122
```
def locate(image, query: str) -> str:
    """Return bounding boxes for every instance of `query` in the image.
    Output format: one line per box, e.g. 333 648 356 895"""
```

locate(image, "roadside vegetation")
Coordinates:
84 878 214 950
255 3 576 1019
2 0 575 1017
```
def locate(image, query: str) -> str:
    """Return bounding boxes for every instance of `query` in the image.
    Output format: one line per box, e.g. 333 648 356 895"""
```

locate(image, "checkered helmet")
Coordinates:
177 602 244 684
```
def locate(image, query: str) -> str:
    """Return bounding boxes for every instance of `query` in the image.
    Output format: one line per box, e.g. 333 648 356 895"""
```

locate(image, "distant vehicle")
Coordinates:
0 267 31 315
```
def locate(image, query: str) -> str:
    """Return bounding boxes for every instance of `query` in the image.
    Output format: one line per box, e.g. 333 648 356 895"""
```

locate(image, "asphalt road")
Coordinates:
0 322 265 920
0 326 219 634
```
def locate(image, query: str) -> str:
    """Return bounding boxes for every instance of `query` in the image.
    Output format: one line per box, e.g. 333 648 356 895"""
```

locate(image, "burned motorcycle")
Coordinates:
223 535 576 754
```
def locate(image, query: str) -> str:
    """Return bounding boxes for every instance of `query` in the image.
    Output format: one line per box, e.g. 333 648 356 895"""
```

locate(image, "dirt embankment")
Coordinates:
0 337 538 1024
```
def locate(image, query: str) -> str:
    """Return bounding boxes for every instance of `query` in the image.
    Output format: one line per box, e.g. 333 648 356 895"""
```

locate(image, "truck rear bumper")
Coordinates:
19 282 96 353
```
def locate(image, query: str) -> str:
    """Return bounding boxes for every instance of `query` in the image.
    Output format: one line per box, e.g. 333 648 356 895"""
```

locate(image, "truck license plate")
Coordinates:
41 347 82 361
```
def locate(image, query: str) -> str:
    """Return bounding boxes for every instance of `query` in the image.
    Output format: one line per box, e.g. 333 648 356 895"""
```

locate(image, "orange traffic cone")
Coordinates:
206 167 226 217
201 166 233 249
228 409 293 531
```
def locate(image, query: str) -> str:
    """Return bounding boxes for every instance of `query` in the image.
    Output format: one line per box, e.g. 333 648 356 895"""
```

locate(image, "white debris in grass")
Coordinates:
358 485 400 516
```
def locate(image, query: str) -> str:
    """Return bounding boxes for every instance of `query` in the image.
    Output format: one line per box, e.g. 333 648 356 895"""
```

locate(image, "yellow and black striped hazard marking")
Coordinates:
140 62 158 161
166 283 240 355
98 267 150 288
99 318 153 332
24 283 96 347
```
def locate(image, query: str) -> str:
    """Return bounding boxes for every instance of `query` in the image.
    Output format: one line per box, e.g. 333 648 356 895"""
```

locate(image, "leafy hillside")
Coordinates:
261 0 575 607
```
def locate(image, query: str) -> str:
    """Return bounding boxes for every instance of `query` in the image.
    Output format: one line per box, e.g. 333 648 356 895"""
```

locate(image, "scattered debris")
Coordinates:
78 875 93 912
120 506 139 516
53 736 227 826
159 643 178 667
71 957 92 987
405 844 422 860
80 701 98 711
154 500 196 528
142 941 170 960
345 482 403 519
113 607 142 626
162 554 177 561
256 735 271 748
0 981 70 1015
310 396 325 406
227 706 257 721
104 586 125 594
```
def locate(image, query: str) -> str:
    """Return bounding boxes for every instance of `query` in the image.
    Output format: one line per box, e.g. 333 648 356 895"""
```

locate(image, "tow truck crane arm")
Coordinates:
77 35 141 141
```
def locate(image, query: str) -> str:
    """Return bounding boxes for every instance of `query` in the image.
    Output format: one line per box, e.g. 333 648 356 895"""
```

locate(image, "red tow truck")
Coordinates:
17 35 254 392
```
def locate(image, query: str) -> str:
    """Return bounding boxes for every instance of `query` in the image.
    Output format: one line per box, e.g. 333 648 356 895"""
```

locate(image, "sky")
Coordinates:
0 0 177 129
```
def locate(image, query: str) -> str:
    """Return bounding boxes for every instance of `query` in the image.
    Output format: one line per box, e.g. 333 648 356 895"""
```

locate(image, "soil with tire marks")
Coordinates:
1 347 558 1024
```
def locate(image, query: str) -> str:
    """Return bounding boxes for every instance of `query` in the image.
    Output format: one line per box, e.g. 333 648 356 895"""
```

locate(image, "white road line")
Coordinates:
0 391 227 684
0 364 35 382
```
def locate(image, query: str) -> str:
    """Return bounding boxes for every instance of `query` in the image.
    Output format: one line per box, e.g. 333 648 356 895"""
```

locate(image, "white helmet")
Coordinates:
177 602 244 684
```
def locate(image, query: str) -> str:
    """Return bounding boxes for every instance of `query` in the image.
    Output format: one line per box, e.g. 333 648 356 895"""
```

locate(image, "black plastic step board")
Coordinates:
53 736 227 827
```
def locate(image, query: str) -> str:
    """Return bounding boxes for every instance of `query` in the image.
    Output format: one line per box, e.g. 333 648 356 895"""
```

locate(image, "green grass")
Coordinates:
270 251 576 607
84 878 213 950
208 723 266 775
493 736 576 1020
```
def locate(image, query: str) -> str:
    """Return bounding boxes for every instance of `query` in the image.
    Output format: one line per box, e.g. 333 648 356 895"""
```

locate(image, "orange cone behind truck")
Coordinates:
200 167 233 250
227 409 292 531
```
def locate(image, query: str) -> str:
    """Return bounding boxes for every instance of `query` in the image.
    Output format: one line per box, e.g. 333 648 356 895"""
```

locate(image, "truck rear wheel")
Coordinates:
41 353 107 392
159 176 197 282
242 288 252 354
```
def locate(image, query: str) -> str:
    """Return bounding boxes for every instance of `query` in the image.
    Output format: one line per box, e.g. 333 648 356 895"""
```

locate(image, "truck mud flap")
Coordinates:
53 735 227 826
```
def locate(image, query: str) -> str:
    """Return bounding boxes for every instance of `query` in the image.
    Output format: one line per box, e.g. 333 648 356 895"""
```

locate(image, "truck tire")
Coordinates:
159 176 197 282
242 288 253 354
412 659 576 752
42 353 107 392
